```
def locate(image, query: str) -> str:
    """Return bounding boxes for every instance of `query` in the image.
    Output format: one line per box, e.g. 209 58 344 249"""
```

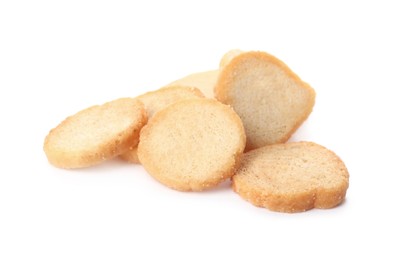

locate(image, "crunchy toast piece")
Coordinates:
232 142 349 213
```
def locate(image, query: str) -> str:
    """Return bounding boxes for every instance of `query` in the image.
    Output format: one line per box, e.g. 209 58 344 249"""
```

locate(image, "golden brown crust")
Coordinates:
138 98 246 191
232 142 349 213
215 51 316 151
44 98 147 169
119 86 204 164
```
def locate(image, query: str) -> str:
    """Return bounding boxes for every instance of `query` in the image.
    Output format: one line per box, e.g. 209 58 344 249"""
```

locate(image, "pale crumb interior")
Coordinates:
141 100 244 187
229 57 313 148
237 143 348 195
49 99 140 153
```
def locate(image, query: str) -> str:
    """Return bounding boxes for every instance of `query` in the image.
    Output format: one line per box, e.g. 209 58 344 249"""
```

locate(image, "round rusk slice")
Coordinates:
232 142 349 213
138 98 246 191
44 98 147 168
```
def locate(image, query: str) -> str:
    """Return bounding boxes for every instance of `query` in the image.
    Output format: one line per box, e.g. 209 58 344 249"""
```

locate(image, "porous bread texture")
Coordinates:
215 50 316 151
120 86 204 163
232 142 349 213
166 70 219 98
138 98 246 191
44 98 147 169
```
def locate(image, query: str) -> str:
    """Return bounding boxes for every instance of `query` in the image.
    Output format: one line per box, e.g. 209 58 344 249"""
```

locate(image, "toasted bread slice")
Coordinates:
138 98 246 191
44 98 147 168
215 50 316 151
232 142 349 213
120 86 204 163
166 70 219 98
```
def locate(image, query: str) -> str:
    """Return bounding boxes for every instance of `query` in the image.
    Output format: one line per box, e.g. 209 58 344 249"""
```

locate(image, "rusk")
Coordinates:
44 98 147 168
232 142 349 213
138 98 246 191
215 50 316 150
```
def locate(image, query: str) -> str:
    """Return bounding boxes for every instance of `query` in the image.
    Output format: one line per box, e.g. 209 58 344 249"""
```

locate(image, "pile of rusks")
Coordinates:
44 50 349 213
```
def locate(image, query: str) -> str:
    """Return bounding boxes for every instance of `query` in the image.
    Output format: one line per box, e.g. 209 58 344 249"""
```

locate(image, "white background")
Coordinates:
1 0 399 259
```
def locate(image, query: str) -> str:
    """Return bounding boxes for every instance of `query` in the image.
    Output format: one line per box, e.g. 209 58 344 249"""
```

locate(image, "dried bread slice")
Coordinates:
44 98 147 169
120 86 204 163
138 98 246 191
215 50 316 151
232 142 349 213
166 70 219 98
